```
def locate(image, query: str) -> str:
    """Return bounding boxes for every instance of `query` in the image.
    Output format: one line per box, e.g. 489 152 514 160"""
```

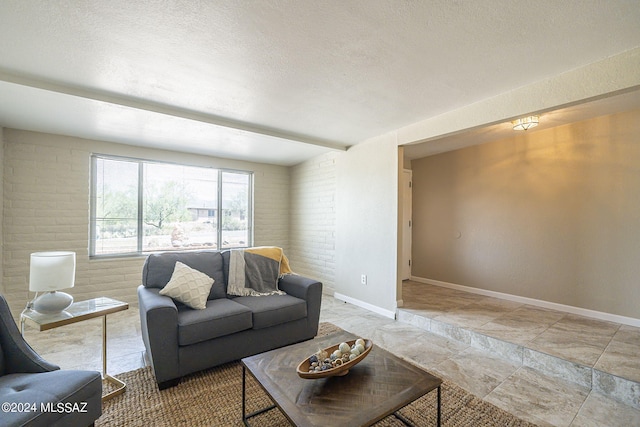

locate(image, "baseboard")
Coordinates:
410 276 640 328
333 292 396 319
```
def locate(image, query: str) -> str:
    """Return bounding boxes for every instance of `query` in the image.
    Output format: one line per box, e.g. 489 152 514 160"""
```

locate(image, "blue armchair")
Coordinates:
0 295 102 427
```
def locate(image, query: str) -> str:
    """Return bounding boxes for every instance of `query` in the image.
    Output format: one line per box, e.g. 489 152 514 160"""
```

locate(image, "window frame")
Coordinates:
89 154 253 259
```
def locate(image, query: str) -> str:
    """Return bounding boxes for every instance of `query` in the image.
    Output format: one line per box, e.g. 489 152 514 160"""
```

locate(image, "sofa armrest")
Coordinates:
278 275 321 300
279 275 323 335
137 285 180 386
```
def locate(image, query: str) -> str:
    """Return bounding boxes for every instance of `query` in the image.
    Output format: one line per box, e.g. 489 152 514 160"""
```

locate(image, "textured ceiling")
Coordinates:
0 1 639 165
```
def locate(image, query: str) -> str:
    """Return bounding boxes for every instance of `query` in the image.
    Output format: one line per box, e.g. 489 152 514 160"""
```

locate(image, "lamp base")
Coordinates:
32 291 73 314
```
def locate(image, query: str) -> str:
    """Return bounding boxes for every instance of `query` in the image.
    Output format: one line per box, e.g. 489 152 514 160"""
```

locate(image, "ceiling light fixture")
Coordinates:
512 115 539 131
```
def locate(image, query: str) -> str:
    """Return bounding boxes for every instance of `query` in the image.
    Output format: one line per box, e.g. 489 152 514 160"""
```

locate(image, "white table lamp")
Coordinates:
29 251 76 314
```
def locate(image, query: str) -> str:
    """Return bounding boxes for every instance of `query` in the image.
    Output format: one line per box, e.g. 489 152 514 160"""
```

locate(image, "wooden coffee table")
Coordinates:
241 330 442 426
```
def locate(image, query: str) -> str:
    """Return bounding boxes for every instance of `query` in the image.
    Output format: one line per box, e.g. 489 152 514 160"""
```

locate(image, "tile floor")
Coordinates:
18 284 640 427
395 281 640 426
398 282 640 383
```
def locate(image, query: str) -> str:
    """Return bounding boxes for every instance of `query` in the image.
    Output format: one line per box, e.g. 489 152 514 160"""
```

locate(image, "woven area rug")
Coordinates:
97 323 536 426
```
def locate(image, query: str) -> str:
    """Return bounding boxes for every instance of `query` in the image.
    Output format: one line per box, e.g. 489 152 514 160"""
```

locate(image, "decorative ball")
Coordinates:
339 342 350 353
355 338 365 348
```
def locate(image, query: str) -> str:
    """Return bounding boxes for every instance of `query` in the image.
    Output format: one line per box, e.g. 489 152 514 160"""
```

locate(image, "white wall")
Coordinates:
290 152 338 293
2 129 290 314
335 133 398 315
326 49 640 319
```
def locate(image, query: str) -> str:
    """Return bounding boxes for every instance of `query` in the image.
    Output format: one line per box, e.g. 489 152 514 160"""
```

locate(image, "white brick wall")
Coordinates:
2 129 290 314
290 152 338 293
253 168 290 250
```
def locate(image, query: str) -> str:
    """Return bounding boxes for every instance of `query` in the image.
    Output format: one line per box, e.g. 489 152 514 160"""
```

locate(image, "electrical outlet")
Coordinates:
360 274 367 285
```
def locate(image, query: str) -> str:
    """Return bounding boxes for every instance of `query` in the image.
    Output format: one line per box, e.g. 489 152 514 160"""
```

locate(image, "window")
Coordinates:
90 155 252 257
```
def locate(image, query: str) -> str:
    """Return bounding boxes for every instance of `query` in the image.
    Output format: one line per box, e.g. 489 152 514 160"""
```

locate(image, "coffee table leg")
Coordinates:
242 365 249 426
437 385 441 427
393 411 414 426
242 365 277 426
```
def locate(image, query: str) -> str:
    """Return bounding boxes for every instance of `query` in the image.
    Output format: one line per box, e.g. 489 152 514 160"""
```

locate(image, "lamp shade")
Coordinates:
29 251 76 292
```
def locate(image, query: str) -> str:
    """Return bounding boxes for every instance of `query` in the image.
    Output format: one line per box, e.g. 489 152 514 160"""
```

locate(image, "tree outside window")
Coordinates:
91 155 252 257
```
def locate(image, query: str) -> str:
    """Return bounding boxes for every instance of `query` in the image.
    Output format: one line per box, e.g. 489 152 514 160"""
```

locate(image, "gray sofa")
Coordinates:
137 250 322 389
0 295 102 427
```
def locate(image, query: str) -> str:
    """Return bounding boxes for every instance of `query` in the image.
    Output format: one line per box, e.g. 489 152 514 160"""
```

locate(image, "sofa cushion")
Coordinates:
177 299 253 346
233 295 307 330
159 262 214 310
142 251 226 299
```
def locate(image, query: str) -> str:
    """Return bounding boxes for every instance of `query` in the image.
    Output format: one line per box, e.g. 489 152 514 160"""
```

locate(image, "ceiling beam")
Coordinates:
0 68 348 152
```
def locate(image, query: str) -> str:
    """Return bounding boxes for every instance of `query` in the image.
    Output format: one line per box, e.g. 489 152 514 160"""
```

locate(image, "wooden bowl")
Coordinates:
296 339 373 379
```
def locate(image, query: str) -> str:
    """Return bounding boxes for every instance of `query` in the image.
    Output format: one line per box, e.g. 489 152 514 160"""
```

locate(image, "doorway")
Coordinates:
401 169 412 280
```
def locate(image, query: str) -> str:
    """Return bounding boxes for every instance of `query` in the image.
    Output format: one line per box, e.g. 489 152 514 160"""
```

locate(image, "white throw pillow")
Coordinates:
159 261 214 310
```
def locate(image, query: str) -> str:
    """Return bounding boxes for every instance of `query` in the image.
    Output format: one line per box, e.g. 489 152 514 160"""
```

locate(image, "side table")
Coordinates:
20 296 129 401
